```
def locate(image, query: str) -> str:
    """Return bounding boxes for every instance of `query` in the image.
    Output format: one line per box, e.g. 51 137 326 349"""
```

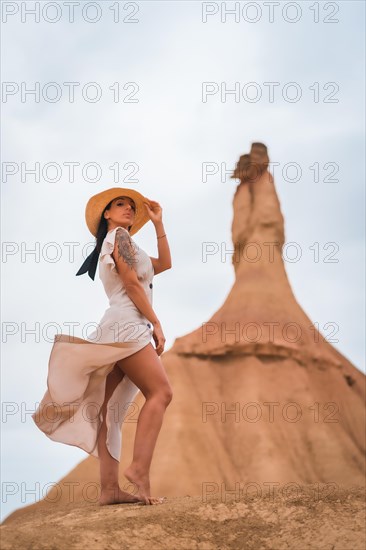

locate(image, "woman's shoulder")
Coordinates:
103 226 135 247
99 228 153 282
100 227 140 264
106 226 130 238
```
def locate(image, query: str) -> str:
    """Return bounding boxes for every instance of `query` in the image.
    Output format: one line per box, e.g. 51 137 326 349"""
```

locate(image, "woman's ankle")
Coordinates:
125 463 150 480
101 481 119 491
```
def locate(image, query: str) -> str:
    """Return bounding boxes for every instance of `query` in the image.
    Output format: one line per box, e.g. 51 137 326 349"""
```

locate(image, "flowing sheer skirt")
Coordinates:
32 332 152 462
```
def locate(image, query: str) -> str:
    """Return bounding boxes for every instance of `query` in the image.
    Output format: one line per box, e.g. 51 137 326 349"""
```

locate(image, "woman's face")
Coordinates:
104 196 136 230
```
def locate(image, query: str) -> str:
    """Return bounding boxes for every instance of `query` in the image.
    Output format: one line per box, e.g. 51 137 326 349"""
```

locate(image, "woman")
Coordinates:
32 187 173 506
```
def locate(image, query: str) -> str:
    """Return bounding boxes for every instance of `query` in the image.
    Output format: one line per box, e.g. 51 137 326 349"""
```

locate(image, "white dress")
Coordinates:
32 226 154 462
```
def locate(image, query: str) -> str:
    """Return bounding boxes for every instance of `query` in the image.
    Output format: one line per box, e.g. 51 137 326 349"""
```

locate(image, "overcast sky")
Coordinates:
1 0 365 521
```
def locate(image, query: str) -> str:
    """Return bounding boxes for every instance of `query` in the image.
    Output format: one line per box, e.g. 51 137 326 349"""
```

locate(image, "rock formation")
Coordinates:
155 142 365 495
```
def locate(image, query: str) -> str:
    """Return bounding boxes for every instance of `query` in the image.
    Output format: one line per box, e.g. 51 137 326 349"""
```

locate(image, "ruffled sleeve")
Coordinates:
100 226 131 273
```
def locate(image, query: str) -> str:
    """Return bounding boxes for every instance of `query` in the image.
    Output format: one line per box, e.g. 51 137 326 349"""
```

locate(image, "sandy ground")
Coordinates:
1 484 365 549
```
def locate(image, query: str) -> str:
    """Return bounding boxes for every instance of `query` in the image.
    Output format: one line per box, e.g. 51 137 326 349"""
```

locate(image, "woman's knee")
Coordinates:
163 385 173 406
148 384 173 407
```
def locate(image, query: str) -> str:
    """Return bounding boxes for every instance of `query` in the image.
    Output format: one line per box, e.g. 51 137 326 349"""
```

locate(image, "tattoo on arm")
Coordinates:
116 228 137 270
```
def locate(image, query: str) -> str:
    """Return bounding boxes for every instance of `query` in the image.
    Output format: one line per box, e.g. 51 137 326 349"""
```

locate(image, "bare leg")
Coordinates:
115 342 173 505
97 364 140 506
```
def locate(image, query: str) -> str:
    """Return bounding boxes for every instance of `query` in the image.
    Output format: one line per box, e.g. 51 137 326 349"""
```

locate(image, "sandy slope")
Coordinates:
1 484 365 550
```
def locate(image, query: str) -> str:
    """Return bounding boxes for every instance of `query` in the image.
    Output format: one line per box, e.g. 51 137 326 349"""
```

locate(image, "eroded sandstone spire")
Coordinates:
173 143 361 380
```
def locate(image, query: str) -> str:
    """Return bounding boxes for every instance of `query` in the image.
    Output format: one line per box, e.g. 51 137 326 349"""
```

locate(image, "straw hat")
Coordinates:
85 187 152 237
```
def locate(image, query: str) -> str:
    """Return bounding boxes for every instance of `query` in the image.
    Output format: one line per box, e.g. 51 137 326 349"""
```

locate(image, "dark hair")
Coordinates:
95 199 132 254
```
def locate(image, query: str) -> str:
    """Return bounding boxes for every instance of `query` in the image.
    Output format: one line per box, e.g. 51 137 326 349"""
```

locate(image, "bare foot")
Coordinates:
99 485 141 506
124 465 166 505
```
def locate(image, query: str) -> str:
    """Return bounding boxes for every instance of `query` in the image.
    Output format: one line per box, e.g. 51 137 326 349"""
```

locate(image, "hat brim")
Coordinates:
85 187 152 237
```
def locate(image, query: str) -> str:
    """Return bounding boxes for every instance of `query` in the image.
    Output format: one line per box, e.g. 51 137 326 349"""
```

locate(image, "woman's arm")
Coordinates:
112 228 161 327
149 221 172 275
124 284 160 327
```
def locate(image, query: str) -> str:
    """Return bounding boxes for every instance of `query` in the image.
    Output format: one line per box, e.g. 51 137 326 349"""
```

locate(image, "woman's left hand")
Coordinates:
143 199 163 225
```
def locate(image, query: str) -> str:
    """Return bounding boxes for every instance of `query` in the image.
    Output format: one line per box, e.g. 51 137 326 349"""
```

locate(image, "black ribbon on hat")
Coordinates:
75 245 99 281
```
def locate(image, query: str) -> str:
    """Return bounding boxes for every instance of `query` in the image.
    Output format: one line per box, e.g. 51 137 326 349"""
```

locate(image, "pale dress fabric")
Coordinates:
32 226 154 462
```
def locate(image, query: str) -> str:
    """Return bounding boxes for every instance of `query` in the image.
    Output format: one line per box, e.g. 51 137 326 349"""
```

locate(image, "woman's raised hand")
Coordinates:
143 199 163 225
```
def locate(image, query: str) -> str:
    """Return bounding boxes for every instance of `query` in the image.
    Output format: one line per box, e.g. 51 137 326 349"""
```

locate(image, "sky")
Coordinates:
1 0 365 522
